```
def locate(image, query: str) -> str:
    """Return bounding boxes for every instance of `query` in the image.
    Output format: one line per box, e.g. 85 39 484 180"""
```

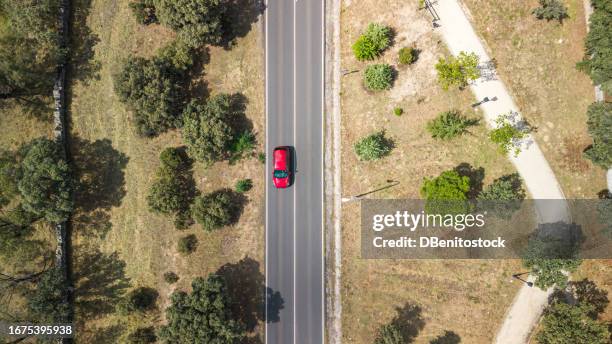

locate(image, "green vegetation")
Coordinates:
235 179 253 193
398 47 416 65
393 107 403 116
354 131 394 161
129 0 157 24
257 152 266 164
426 110 478 140
374 324 403 344
163 271 180 284
191 190 235 231
532 0 568 22
420 169 471 214
229 131 257 163
577 0 612 94
352 23 392 61
479 173 525 201
182 94 241 165
435 52 480 90
536 302 609 344
155 0 227 47
158 275 245 343
364 64 394 91
583 102 611 169
18 138 74 224
117 287 158 315
27 268 70 323
489 112 528 156
128 327 157 344
178 234 198 255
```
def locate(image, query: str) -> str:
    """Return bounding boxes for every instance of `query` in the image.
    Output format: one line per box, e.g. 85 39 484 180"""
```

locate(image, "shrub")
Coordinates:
393 107 403 116
352 23 392 61
398 47 416 65
435 51 480 90
489 112 528 156
478 173 525 218
117 287 158 315
229 131 257 163
155 0 227 47
583 102 611 169
577 0 612 94
129 0 157 24
420 170 471 214
257 152 266 164
374 324 403 344
163 272 179 284
191 190 234 231
426 110 477 140
235 179 253 193
178 234 198 255
536 302 609 344
364 64 394 91
532 0 569 22
354 131 394 161
128 327 157 344
182 95 237 164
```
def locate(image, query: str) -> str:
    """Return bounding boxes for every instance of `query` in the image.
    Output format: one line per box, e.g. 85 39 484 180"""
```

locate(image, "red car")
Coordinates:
272 146 291 188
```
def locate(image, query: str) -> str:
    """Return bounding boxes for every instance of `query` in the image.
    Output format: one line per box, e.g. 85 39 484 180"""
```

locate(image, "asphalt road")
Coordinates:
265 0 324 343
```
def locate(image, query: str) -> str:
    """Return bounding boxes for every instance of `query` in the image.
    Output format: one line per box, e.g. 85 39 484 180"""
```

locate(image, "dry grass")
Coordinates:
340 0 522 343
67 0 264 341
461 0 607 198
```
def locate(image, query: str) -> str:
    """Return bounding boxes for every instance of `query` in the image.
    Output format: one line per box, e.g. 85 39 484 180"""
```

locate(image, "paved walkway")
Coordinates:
431 0 569 343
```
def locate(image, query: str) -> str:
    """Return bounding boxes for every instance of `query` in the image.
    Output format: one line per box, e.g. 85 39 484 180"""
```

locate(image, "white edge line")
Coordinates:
264 0 269 342
292 2 297 344
320 0 326 342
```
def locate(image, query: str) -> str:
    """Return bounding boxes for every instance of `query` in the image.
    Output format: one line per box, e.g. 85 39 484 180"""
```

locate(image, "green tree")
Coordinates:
577 0 612 94
0 0 64 102
478 173 525 218
354 131 394 161
352 23 392 61
158 274 245 343
420 170 471 214
17 138 73 224
374 324 403 344
128 327 157 344
191 190 234 231
583 102 611 168
182 94 239 164
364 64 394 91
27 268 70 323
489 112 528 156
155 0 227 47
532 0 569 22
177 234 198 255
426 110 478 140
114 45 193 136
435 51 480 90
117 287 158 315
536 302 609 344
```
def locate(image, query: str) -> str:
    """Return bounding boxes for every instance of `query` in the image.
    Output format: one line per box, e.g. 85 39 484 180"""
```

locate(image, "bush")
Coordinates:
435 51 480 90
393 107 403 116
420 170 471 214
532 0 569 22
229 131 257 163
129 0 157 24
128 327 157 344
163 271 180 284
398 47 416 65
489 112 528 156
257 152 266 164
352 23 392 61
178 234 198 255
354 131 394 161
155 0 227 47
583 102 611 169
478 173 525 218
536 302 609 344
182 95 236 164
577 0 612 94
374 324 403 344
364 64 394 91
426 110 477 140
117 287 158 315
235 179 253 193
191 190 234 231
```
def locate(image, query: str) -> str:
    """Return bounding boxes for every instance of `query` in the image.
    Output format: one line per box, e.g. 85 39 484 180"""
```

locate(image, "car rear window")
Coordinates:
274 170 288 178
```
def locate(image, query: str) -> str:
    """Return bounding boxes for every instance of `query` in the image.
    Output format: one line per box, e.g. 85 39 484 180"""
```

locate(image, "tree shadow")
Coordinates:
216 257 283 332
187 47 212 101
453 163 484 199
228 93 253 135
430 330 461 344
69 0 101 85
221 0 265 49
83 324 125 344
71 209 112 239
571 279 609 318
73 247 131 320
71 137 129 212
240 335 264 344
377 302 425 343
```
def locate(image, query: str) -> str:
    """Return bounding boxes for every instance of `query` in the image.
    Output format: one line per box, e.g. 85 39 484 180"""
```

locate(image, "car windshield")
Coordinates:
274 170 288 178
